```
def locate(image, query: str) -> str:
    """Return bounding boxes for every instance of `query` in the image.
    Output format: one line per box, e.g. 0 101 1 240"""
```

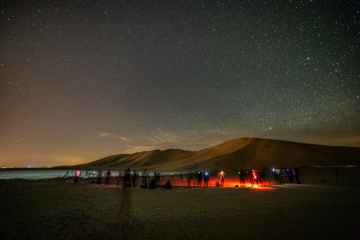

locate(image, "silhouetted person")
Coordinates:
257 169 265 186
165 180 172 189
196 171 203 187
240 170 246 185
204 172 209 187
279 168 285 184
247 169 254 186
286 168 293 183
178 173 184 186
272 169 280 185
253 170 259 186
149 179 157 189
220 171 225 187
142 169 147 184
238 170 245 186
170 173 174 184
96 170 102 184
123 169 131 187
188 173 194 187
105 169 111 185
292 165 301 184
156 172 161 185
116 172 122 186
132 171 137 187
74 170 80 183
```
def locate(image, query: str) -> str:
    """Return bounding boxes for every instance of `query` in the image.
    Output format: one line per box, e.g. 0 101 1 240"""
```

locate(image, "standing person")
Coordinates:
116 171 122 186
105 169 111 185
203 172 209 188
196 171 203 187
156 172 161 186
96 170 102 185
132 171 137 187
238 170 245 187
123 168 131 187
252 169 259 186
170 173 174 184
220 171 225 187
187 173 194 187
272 168 280 185
239 170 245 186
292 165 301 184
74 170 80 183
286 168 294 183
141 169 147 184
258 170 265 186
179 173 184 186
279 168 286 184
247 169 254 186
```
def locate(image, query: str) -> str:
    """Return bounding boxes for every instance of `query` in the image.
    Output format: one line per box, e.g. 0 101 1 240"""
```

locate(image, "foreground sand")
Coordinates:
1 177 359 240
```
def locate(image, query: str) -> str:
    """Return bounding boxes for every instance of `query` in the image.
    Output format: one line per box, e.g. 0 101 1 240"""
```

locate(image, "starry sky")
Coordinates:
1 0 359 167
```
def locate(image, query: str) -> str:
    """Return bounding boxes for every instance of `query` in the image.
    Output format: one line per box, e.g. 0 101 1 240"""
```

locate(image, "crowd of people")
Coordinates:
68 166 301 188
272 165 301 184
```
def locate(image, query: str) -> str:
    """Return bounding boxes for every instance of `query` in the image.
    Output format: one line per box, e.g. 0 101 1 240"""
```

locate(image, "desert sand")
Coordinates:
1 168 359 240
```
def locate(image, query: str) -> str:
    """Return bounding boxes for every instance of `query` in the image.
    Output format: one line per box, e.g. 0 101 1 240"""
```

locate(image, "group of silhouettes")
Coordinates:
272 165 301 184
70 166 301 187
235 169 266 187
94 169 172 189
186 171 210 187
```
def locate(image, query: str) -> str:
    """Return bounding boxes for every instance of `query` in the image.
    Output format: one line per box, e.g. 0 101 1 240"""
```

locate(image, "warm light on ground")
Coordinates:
164 176 275 190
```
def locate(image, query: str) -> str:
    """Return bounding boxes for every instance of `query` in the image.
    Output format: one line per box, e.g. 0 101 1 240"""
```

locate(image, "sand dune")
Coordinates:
63 137 360 171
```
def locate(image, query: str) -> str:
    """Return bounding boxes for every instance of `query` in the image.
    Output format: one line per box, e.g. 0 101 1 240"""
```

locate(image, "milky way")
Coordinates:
1 0 359 167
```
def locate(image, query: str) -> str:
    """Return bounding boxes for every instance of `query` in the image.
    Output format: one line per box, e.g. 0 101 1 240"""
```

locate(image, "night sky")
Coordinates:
1 0 359 167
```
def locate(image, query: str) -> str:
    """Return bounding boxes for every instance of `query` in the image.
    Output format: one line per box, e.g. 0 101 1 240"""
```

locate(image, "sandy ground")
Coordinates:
1 173 359 240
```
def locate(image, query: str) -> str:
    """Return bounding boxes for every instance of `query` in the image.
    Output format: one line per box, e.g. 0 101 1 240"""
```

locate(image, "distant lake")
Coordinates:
0 169 177 180
0 169 77 180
